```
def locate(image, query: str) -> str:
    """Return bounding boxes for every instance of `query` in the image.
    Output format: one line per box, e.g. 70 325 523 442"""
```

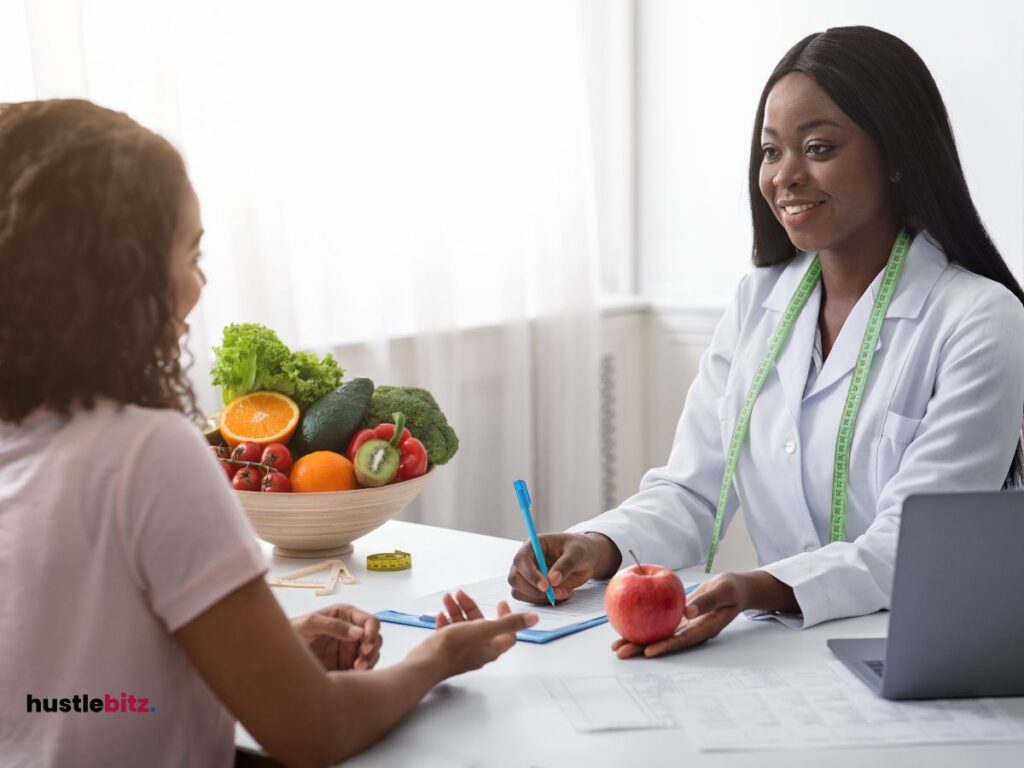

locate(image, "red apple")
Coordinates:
605 563 686 645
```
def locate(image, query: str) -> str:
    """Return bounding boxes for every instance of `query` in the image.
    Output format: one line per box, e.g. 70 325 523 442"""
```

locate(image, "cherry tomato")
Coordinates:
260 443 293 476
210 446 236 483
261 471 291 493
231 465 262 492
231 442 262 464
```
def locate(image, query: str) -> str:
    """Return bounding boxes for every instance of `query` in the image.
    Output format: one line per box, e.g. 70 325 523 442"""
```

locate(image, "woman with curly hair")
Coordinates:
0 99 536 767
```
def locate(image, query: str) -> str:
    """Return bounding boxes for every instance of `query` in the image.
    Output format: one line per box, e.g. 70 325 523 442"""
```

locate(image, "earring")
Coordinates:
890 171 902 183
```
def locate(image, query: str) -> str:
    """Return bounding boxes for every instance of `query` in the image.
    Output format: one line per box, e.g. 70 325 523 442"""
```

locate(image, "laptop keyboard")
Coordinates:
865 660 885 678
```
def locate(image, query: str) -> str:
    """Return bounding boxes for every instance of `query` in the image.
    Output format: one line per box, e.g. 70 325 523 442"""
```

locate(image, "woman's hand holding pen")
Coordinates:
506 532 622 604
612 571 799 658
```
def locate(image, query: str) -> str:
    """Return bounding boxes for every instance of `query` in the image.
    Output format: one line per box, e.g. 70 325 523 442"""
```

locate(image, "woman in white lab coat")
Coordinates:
505 26 1024 656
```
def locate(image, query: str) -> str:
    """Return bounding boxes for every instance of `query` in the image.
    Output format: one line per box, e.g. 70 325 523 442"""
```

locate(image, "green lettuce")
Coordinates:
210 323 343 410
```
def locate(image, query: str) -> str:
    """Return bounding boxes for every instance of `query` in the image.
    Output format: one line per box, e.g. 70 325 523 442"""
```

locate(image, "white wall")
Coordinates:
638 0 1024 307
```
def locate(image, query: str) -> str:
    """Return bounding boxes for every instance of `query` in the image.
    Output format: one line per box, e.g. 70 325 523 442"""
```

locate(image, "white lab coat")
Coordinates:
570 231 1024 628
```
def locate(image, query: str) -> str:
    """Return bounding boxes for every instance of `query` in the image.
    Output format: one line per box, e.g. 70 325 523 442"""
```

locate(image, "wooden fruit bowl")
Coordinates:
235 467 434 558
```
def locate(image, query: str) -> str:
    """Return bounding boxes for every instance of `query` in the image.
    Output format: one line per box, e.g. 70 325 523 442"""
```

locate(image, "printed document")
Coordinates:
545 662 1024 749
544 675 680 732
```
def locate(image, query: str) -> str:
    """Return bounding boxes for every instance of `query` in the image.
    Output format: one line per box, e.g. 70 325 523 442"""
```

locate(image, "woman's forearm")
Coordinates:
319 654 445 765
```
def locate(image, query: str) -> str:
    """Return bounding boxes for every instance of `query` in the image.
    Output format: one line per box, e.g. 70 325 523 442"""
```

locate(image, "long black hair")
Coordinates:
747 25 1024 487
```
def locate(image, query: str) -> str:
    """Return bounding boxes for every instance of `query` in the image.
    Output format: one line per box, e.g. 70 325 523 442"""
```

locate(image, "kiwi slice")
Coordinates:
354 439 400 487
353 412 408 488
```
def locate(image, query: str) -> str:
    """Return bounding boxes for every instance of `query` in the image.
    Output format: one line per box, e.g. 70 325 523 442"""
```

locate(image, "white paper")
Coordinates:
403 576 606 632
544 675 679 732
545 663 1024 750
671 663 1024 750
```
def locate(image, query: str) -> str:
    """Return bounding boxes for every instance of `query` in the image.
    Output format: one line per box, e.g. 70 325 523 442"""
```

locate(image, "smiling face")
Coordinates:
758 72 897 258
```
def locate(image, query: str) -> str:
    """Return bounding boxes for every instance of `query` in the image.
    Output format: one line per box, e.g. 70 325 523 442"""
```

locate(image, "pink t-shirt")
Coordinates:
0 401 268 766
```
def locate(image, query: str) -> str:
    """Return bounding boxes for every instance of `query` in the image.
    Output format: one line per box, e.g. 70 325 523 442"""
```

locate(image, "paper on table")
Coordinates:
403 576 606 632
545 662 1024 749
544 675 679 732
669 662 1024 750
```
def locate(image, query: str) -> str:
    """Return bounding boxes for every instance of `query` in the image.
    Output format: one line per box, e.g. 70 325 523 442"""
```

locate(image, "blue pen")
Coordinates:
514 479 556 606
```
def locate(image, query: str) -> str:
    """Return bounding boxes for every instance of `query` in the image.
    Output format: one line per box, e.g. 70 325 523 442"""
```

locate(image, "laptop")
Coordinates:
828 490 1024 700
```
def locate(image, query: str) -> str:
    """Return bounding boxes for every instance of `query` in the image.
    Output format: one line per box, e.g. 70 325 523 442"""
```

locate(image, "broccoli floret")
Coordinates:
363 386 459 465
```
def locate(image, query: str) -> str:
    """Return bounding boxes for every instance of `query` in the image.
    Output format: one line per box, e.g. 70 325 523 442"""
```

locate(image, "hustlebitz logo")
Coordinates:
27 693 156 714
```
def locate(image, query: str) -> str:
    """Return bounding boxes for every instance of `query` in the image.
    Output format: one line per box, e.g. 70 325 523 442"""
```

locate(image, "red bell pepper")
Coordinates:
347 412 428 482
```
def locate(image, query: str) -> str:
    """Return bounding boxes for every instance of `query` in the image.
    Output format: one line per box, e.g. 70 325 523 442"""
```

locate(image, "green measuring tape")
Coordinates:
705 229 911 573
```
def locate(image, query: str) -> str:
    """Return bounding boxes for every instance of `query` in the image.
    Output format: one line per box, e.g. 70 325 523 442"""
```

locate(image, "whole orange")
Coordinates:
289 451 358 493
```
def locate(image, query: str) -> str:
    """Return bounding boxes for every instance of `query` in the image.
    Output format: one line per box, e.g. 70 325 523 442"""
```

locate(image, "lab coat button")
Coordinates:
783 439 797 454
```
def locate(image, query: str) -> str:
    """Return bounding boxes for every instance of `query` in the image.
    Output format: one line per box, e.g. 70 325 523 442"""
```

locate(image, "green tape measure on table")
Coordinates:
705 229 911 573
367 550 412 571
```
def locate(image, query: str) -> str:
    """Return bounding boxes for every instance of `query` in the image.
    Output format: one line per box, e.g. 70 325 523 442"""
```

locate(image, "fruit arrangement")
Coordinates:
202 324 459 494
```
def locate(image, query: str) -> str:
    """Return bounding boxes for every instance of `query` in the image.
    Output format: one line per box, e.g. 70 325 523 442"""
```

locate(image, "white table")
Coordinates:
236 521 1024 767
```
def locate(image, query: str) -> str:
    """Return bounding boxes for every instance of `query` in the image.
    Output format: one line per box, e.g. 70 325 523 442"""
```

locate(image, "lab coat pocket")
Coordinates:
876 409 923 492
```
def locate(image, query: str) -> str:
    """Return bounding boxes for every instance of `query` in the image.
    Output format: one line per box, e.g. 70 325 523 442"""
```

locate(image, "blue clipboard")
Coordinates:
376 583 697 645
375 610 607 644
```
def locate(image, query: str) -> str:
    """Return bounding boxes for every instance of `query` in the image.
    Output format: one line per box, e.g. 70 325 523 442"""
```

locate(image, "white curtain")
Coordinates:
6 0 605 539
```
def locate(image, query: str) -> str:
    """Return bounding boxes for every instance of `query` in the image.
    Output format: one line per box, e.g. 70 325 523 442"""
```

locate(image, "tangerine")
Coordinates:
289 451 358 493
219 391 300 447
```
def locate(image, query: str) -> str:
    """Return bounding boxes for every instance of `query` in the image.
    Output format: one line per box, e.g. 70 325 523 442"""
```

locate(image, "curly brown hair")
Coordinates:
0 99 198 423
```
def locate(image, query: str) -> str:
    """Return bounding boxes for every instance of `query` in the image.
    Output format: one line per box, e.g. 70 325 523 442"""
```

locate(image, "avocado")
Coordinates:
197 412 223 446
293 378 375 455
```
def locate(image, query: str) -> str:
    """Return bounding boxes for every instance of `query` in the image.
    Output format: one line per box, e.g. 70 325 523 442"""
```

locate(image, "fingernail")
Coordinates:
536 580 548 592
548 571 562 586
347 625 364 638
685 604 698 619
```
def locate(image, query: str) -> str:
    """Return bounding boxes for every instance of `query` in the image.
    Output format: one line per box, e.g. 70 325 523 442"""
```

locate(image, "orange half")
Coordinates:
219 391 300 447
